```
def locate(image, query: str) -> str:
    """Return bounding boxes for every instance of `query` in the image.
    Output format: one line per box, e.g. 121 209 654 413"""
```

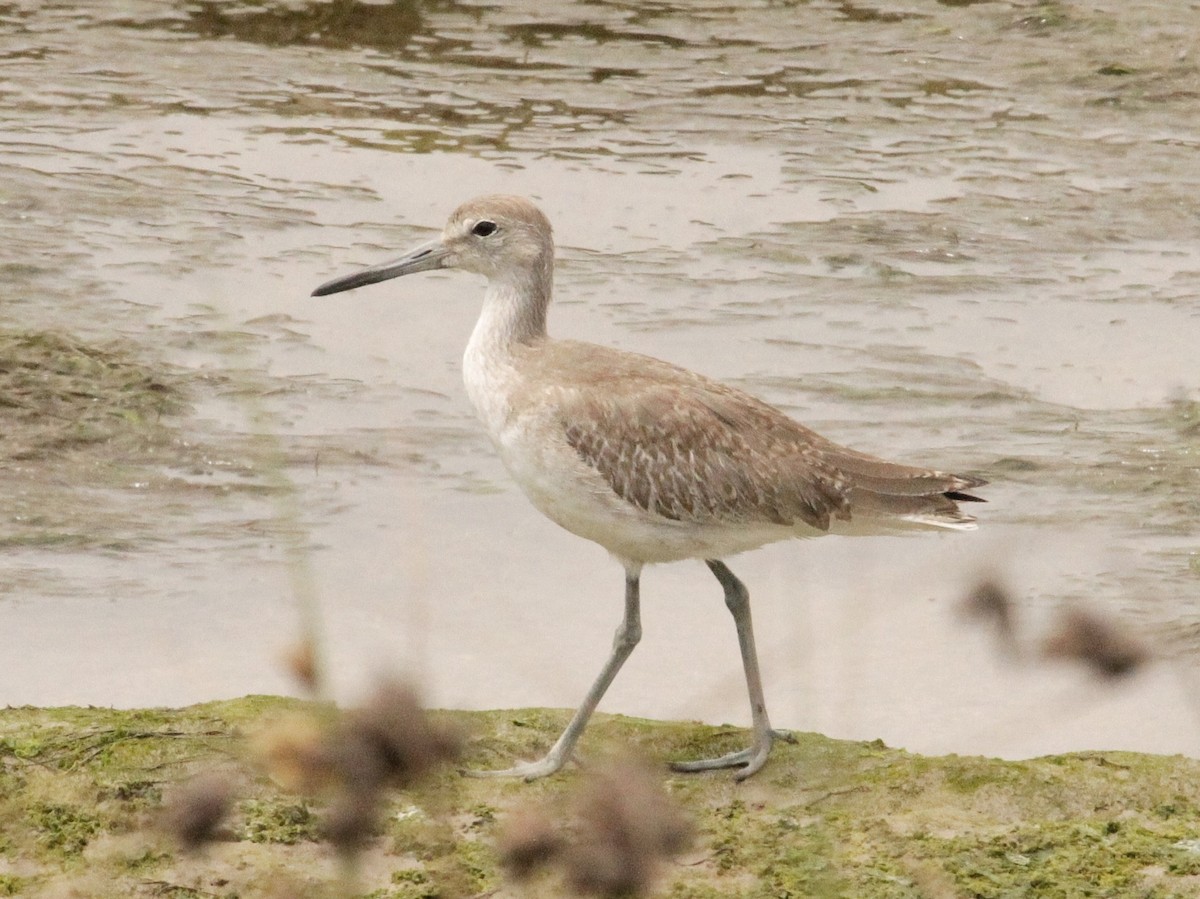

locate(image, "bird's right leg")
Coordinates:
466 564 643 780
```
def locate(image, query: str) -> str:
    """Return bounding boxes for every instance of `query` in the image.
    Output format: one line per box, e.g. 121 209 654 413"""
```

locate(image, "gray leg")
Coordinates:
468 565 643 780
671 560 780 780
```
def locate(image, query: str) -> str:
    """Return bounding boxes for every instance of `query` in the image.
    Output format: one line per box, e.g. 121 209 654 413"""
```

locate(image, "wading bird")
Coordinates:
313 195 986 780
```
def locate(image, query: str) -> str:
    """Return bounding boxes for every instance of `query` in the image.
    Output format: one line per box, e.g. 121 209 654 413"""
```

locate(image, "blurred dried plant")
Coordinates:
959 577 1020 657
252 677 462 858
961 577 1152 682
333 678 463 792
159 771 236 852
1042 605 1150 679
498 804 564 879
500 756 692 897
282 636 321 694
253 712 337 795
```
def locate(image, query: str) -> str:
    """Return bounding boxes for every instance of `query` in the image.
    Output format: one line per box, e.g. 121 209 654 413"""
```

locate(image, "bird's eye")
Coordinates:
471 220 498 237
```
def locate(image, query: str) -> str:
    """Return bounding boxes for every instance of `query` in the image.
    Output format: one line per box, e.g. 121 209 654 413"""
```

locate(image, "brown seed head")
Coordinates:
335 678 462 790
282 637 321 694
960 578 1019 654
321 786 380 855
498 805 564 880
1042 605 1150 679
564 758 693 897
160 772 235 852
252 712 338 794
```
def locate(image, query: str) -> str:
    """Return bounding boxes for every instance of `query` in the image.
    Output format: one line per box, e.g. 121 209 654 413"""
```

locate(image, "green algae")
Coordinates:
28 802 102 856
238 797 320 845
2 698 1200 897
0 327 190 553
0 327 318 557
0 329 182 462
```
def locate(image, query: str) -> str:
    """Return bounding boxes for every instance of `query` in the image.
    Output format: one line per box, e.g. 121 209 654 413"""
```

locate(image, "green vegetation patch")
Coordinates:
29 802 102 856
1 699 1200 897
238 797 319 844
0 329 183 462
0 327 201 552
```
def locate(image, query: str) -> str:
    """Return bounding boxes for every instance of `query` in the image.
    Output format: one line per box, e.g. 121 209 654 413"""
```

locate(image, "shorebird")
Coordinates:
312 195 986 780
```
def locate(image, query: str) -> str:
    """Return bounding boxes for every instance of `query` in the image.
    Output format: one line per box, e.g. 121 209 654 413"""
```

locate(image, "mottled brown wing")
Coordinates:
560 378 853 530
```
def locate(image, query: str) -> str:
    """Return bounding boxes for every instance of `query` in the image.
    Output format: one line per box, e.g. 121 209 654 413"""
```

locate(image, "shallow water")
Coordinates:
1 0 1198 759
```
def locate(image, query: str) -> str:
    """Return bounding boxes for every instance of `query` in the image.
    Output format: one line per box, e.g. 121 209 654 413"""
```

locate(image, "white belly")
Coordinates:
493 418 807 565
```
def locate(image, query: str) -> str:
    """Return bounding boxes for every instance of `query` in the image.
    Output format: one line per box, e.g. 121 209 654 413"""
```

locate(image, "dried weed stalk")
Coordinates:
1042 605 1150 679
960 579 1151 682
159 771 236 852
500 756 692 897
959 578 1020 656
254 677 462 856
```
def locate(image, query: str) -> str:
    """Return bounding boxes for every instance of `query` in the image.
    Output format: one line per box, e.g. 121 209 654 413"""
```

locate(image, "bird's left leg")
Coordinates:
671 559 788 780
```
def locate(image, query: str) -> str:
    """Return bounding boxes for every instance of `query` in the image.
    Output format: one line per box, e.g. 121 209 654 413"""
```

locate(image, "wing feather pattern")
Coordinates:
519 341 986 532
562 382 852 530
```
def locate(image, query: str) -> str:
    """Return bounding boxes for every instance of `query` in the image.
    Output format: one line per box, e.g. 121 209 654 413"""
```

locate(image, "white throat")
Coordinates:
462 280 544 439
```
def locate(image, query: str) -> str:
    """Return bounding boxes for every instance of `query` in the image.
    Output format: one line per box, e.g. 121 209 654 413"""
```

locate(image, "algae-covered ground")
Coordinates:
3 697 1200 898
0 328 188 553
0 330 182 463
0 326 310 561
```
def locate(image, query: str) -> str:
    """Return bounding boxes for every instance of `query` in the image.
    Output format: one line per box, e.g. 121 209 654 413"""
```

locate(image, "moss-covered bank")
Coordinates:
2 697 1199 897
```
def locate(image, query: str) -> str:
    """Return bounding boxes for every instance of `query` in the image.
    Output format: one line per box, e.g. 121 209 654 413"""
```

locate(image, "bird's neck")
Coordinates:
462 265 552 432
469 264 552 356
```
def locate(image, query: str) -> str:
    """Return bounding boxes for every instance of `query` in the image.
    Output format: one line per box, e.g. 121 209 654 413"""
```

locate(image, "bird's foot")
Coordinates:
461 751 570 782
670 728 792 781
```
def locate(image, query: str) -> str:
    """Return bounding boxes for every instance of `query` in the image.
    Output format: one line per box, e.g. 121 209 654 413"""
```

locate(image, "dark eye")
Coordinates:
471 220 498 237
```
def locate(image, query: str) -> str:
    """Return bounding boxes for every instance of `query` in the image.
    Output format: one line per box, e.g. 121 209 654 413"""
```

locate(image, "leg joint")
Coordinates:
707 559 750 614
613 618 642 650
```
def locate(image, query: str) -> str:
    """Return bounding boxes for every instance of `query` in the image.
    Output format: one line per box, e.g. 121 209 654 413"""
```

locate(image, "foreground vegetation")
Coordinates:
2 696 1200 898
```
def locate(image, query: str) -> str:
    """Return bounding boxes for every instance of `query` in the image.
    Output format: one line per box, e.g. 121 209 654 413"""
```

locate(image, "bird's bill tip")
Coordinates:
311 239 449 297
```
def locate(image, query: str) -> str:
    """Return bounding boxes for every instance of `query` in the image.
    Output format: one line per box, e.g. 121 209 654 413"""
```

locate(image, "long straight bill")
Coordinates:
312 239 449 296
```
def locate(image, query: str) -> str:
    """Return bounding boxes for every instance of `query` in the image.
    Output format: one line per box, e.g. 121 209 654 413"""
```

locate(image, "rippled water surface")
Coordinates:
2 0 1198 758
